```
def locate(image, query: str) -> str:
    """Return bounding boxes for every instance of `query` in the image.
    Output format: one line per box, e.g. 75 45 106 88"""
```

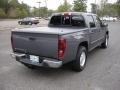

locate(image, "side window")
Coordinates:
93 15 102 27
71 15 85 27
50 15 61 25
87 15 95 28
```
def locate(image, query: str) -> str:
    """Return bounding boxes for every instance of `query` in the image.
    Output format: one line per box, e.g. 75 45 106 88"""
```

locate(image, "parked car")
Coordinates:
100 16 117 21
18 17 39 25
11 12 109 72
35 17 42 19
43 17 51 20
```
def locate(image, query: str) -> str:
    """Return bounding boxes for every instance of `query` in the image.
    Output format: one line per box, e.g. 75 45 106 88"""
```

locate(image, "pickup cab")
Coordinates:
11 12 109 72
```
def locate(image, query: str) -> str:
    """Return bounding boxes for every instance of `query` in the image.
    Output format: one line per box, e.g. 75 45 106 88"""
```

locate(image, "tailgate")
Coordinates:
12 31 59 59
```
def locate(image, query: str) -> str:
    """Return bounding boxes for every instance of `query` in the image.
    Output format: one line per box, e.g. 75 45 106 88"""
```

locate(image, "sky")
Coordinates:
18 0 117 12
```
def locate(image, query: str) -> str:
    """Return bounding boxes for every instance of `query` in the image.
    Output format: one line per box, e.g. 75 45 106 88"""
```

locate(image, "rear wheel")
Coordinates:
29 22 32 25
72 46 87 72
100 34 109 48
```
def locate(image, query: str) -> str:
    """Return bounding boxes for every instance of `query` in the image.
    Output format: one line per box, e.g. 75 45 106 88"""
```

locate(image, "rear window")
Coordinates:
49 14 86 27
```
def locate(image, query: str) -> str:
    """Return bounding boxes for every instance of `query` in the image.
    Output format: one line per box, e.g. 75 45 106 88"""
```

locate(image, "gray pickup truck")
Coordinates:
11 12 109 72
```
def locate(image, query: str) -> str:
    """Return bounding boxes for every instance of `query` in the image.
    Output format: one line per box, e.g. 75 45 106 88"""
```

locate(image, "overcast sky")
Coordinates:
18 0 117 12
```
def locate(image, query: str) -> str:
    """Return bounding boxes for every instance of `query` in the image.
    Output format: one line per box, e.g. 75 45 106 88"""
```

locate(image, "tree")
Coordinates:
48 9 55 16
73 0 87 12
115 0 120 16
20 8 28 18
19 2 30 15
31 7 38 17
97 0 118 17
0 8 6 18
0 0 31 18
31 7 48 17
40 7 48 17
0 0 10 15
9 0 19 8
57 0 72 12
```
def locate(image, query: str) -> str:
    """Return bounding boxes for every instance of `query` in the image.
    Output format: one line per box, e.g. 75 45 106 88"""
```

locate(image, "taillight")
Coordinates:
58 38 66 58
64 13 69 16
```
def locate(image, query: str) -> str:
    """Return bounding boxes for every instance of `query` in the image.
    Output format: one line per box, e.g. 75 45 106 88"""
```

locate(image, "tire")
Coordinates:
29 22 32 25
34 23 38 25
72 46 87 72
19 22 22 25
100 34 109 49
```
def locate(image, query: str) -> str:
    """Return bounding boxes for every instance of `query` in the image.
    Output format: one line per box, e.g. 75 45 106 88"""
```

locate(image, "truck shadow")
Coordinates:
18 47 103 77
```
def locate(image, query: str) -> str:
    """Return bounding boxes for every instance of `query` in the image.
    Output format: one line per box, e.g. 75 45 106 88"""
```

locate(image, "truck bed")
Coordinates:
12 27 87 59
12 30 59 59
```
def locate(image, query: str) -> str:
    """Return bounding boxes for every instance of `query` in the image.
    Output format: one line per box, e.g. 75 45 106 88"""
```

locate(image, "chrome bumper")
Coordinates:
11 53 62 68
11 53 26 58
43 59 62 68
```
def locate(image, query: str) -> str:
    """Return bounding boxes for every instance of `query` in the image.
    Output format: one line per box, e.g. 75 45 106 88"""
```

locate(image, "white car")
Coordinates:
109 17 117 21
100 16 117 21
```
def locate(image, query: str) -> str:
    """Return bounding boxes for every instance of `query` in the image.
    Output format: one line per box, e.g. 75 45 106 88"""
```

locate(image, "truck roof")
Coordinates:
52 12 96 16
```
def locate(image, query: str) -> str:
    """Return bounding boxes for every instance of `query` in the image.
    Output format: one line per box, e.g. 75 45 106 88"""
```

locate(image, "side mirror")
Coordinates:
101 23 108 27
89 22 95 28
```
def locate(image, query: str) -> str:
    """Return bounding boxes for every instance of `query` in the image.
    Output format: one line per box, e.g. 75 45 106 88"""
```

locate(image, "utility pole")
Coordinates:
45 0 47 8
44 0 48 17
95 0 97 14
37 1 41 18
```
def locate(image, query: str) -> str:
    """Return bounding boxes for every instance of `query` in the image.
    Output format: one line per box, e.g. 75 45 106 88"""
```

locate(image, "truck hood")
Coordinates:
13 27 87 35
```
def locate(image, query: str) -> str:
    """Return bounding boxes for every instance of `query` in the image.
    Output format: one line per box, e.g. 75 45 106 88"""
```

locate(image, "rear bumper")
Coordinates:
11 53 62 68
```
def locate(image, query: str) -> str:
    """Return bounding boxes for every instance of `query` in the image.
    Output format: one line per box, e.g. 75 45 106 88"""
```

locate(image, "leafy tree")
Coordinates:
20 8 28 18
9 0 19 8
31 7 38 17
115 0 120 16
73 0 87 12
0 0 30 18
48 9 55 16
0 0 10 15
0 8 6 18
97 1 118 17
40 7 48 17
19 2 30 15
57 0 72 12
31 7 48 17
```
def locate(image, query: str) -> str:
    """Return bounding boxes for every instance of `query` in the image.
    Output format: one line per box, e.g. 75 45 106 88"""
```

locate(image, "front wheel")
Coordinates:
100 34 109 49
19 21 22 25
72 46 87 72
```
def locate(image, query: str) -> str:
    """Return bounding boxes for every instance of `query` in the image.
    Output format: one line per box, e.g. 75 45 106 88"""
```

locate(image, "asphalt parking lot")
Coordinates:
0 20 120 90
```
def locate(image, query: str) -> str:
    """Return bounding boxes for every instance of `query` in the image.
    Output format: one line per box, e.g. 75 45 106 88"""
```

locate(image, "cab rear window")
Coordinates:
49 14 86 27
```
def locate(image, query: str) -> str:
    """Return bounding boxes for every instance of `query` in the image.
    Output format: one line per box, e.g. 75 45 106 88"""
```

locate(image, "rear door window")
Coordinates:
71 15 85 27
87 15 96 28
93 15 102 27
87 15 95 23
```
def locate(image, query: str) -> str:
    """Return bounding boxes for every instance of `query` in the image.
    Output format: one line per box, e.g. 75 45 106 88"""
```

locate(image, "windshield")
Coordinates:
49 14 86 27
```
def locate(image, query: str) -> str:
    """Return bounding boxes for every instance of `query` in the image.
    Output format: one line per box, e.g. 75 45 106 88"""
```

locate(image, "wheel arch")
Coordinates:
76 41 88 57
106 31 109 35
78 41 88 51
